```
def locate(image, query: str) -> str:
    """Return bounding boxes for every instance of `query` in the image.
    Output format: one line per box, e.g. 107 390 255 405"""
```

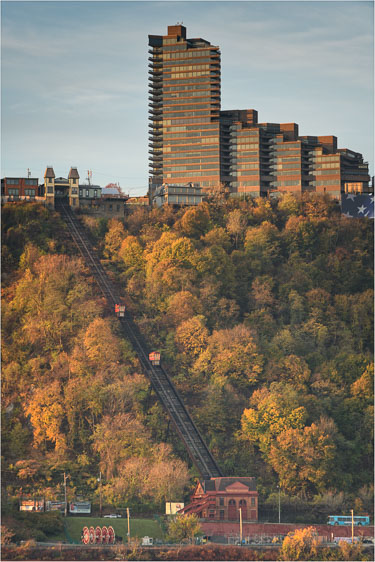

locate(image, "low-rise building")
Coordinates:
1 176 41 202
153 183 204 206
180 477 258 522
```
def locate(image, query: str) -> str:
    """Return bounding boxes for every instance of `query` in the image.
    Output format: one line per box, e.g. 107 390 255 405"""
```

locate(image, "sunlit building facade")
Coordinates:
148 25 370 199
148 25 221 194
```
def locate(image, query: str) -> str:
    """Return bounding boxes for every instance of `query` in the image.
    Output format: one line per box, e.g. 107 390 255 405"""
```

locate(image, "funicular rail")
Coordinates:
56 202 223 480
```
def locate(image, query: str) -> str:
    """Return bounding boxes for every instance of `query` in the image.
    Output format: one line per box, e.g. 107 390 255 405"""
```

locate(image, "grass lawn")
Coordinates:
56 516 164 544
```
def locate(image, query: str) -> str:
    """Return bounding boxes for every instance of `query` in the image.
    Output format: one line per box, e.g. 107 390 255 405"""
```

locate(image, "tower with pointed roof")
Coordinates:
44 166 55 207
68 167 80 208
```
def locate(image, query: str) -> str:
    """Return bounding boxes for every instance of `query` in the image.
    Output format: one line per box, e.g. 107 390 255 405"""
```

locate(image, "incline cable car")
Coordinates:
115 304 126 317
149 352 161 366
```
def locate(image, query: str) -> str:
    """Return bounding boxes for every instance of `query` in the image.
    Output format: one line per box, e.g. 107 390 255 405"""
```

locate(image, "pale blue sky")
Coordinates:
1 1 374 195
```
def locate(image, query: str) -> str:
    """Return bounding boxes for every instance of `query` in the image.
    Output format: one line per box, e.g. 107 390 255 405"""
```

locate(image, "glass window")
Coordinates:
47 186 54 193
7 179 19 185
8 188 19 195
86 190 89 197
251 498 255 507
25 189 35 196
94 189 97 198
219 497 224 506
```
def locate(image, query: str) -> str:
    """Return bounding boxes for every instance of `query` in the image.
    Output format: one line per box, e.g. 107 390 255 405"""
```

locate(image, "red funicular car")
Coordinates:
115 304 126 317
149 352 161 366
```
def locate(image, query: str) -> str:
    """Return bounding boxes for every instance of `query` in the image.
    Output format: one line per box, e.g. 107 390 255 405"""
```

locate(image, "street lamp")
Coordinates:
277 485 281 524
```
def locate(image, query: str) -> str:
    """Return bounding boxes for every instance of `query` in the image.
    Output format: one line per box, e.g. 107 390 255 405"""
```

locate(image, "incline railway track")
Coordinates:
56 201 223 480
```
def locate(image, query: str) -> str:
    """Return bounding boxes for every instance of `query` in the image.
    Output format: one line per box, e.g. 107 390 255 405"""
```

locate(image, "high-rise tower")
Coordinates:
148 25 221 194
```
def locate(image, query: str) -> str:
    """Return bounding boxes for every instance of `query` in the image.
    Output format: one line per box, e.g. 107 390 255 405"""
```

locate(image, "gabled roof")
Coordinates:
68 167 80 179
44 167 55 178
203 477 257 492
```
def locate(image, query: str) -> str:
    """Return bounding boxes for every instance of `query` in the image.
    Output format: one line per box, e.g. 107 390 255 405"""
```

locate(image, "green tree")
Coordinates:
166 514 201 544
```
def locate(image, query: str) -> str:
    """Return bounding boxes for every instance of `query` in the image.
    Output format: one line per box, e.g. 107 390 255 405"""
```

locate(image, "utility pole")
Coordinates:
277 485 281 524
239 507 243 545
127 507 130 544
351 509 354 544
63 473 68 517
98 471 102 517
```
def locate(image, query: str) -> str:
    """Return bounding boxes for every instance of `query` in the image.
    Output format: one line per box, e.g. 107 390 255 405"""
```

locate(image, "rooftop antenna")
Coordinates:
87 170 92 186
27 168 31 178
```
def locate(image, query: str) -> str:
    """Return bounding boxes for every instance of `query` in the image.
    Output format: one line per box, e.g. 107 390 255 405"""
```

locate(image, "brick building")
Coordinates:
148 24 371 200
180 477 258 522
1 176 41 202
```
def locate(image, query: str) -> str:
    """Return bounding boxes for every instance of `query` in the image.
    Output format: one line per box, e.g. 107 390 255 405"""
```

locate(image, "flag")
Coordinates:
341 193 374 219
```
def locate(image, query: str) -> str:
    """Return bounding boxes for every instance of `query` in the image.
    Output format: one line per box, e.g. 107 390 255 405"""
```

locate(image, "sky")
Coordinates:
1 0 374 196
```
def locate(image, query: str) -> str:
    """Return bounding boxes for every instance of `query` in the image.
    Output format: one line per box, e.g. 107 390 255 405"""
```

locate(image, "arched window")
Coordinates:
239 500 247 506
228 499 236 506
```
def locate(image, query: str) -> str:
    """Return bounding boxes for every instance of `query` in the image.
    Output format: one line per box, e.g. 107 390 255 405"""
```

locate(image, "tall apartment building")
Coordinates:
148 25 370 200
148 25 221 193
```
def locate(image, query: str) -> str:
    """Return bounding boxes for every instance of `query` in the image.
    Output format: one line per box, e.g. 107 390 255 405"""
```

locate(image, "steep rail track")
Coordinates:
57 202 223 480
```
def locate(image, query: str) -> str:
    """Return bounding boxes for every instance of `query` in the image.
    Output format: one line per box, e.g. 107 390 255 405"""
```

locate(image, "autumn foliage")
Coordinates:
1 196 373 520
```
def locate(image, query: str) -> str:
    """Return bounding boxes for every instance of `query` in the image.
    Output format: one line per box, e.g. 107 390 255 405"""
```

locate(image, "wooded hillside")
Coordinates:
2 195 373 520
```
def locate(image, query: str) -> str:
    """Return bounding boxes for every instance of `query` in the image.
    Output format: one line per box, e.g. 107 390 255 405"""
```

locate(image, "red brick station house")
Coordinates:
180 477 258 522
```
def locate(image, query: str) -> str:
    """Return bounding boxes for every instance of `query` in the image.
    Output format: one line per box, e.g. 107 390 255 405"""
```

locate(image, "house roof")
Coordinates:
203 477 257 492
44 167 55 178
68 167 80 179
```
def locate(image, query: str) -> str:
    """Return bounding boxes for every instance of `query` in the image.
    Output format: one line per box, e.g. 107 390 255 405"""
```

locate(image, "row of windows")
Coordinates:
163 127 218 134
161 115 212 125
274 170 300 176
274 150 301 157
314 169 340 176
165 170 220 178
274 163 300 170
163 150 218 158
316 180 340 186
163 84 218 93
231 181 260 187
166 195 203 204
275 142 301 149
275 157 300 163
7 178 39 185
163 49 211 59
162 121 218 129
164 97 212 106
236 143 259 150
164 164 219 172
273 180 301 186
164 64 210 73
168 71 213 80
317 163 340 169
164 58 213 67
313 156 340 163
236 170 259 176
158 77 217 86
164 157 219 165
233 163 259 170
232 157 259 163
164 91 213 100
164 105 212 113
6 188 37 196
235 130 260 137
6 179 20 185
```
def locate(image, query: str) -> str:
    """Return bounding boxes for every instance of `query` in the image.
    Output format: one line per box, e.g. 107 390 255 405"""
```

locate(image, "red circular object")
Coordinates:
82 527 90 545
102 525 109 544
108 525 115 544
95 526 102 544
89 526 95 544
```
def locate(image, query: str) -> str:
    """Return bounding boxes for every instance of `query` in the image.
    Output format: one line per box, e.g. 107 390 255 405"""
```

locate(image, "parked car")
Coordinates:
104 514 121 518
